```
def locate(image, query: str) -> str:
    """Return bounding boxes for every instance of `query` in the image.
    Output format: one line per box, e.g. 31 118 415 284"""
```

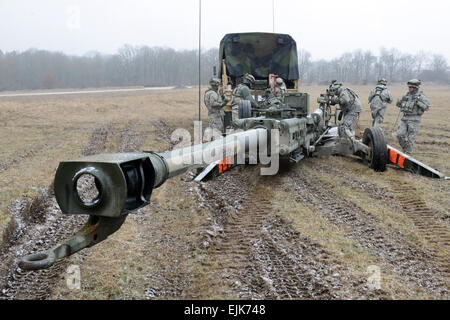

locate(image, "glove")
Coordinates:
317 95 327 104
330 96 340 105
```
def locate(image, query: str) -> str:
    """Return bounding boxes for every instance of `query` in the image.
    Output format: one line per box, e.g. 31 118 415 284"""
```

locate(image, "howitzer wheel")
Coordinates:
363 127 387 172
239 100 252 119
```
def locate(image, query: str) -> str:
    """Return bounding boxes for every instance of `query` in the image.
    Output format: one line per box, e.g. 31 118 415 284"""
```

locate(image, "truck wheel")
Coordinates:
239 100 252 119
362 127 387 172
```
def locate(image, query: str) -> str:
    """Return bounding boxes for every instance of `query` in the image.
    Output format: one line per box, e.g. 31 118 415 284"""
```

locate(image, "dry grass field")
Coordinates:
0 84 448 299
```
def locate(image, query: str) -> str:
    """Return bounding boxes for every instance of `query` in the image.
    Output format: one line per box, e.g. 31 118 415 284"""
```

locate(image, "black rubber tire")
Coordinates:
362 127 387 172
239 100 252 119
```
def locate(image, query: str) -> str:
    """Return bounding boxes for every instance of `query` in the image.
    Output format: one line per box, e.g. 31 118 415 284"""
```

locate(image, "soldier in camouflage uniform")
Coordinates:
329 81 362 137
223 85 234 132
232 73 259 120
271 77 287 102
396 79 430 154
368 78 393 127
261 88 282 108
204 78 228 134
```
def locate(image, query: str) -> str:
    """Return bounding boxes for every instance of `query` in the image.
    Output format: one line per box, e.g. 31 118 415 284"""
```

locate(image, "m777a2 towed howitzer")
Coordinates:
19 33 447 270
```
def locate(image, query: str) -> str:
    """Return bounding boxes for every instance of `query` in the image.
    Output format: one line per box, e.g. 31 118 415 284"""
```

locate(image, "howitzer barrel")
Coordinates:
54 128 266 218
160 128 265 179
19 127 266 270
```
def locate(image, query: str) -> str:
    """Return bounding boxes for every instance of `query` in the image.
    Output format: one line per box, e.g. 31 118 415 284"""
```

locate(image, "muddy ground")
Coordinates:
0 86 448 300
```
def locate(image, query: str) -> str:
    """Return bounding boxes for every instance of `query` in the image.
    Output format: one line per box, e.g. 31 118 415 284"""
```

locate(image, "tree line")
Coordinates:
0 45 448 91
298 48 449 85
0 45 219 91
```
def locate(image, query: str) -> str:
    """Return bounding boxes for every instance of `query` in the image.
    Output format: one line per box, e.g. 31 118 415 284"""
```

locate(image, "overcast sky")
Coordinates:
1 0 449 61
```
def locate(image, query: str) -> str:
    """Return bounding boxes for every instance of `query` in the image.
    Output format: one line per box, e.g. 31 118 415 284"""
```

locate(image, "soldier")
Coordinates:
261 88 282 108
368 78 393 127
204 77 228 135
232 73 259 120
223 85 234 132
329 81 363 137
395 79 430 154
271 77 287 102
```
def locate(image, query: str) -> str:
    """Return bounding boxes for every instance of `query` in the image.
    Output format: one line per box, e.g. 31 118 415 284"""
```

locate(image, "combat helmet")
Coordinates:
209 77 220 87
329 80 342 93
378 78 387 85
242 73 256 85
275 77 284 85
407 79 421 89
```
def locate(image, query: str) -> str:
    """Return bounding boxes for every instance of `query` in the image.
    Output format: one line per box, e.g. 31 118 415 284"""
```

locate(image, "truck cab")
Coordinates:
218 32 311 121
218 32 301 100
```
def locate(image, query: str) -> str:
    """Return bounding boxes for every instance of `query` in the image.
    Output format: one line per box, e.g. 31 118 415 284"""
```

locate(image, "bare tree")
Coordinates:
362 50 376 84
298 49 312 83
379 48 401 82
0 45 448 91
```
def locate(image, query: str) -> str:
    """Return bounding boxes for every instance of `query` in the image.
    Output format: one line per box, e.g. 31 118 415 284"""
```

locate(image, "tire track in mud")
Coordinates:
314 159 449 278
312 159 400 207
388 180 450 276
423 125 450 134
309 158 448 226
0 123 111 174
131 119 202 299
0 188 88 299
196 169 369 299
422 132 450 140
151 119 178 150
0 123 114 300
116 121 147 153
0 148 42 174
415 140 450 148
286 166 448 297
82 124 111 156
0 135 69 174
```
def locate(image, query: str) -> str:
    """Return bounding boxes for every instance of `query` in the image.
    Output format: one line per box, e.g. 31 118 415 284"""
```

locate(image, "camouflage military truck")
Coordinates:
218 32 300 101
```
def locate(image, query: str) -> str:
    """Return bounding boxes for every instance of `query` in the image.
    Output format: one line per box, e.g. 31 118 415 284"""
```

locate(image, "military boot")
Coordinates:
403 141 413 154
397 136 407 152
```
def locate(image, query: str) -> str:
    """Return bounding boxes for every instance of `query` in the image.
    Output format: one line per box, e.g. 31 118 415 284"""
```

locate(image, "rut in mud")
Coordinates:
0 124 111 299
389 180 450 276
195 167 374 299
0 118 182 300
81 124 111 156
0 121 147 300
312 159 449 283
0 147 41 174
0 187 88 299
0 129 74 174
285 162 448 298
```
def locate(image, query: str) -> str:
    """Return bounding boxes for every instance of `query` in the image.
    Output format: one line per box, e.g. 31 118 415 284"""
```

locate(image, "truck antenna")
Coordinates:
198 0 202 122
272 0 275 32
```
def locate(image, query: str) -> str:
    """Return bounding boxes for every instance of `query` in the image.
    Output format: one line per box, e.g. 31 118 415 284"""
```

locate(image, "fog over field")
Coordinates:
0 0 449 91
2 0 450 60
